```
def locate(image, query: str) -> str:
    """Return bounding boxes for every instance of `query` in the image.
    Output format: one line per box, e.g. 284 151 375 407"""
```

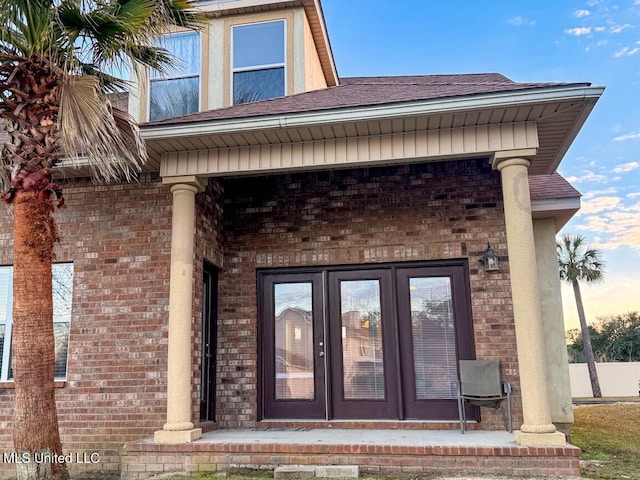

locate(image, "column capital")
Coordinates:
491 148 537 170
162 175 207 193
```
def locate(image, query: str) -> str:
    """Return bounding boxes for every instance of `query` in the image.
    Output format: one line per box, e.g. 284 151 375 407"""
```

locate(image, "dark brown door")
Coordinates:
259 261 475 421
261 273 327 419
396 265 474 420
200 263 218 421
328 270 399 419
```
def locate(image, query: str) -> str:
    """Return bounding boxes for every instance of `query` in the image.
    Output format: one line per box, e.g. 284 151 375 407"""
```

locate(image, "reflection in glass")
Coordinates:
233 21 285 68
340 280 385 400
233 68 284 104
149 32 200 121
409 277 457 399
274 283 314 400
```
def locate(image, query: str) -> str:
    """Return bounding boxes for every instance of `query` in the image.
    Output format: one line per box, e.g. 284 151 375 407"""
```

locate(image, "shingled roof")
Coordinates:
144 73 584 126
529 173 581 201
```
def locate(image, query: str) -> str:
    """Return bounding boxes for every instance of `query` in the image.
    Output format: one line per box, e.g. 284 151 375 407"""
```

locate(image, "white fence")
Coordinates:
569 362 640 397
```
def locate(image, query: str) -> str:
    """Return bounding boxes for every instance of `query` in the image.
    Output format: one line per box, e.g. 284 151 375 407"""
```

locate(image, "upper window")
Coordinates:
0 263 74 381
232 20 285 105
149 32 201 121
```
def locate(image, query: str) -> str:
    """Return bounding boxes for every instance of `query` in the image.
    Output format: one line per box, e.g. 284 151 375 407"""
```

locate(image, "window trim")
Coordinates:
0 263 74 382
230 19 287 105
147 30 202 121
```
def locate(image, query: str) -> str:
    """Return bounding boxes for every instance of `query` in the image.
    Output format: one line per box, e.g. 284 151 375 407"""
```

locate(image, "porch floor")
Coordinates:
148 427 517 447
121 428 581 480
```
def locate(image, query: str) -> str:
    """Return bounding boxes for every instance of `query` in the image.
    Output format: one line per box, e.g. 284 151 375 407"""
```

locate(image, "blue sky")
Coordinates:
321 0 640 330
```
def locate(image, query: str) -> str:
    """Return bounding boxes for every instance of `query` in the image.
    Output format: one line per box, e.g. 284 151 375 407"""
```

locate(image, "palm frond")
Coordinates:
557 234 606 285
58 74 146 182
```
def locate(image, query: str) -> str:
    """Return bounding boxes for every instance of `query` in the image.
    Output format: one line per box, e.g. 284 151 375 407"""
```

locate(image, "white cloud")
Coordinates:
565 27 592 35
566 171 608 183
578 196 621 215
587 0 603 5
508 16 535 26
583 188 618 199
573 201 640 252
610 24 633 33
612 162 640 173
614 46 640 57
627 192 640 198
614 132 640 141
575 9 591 17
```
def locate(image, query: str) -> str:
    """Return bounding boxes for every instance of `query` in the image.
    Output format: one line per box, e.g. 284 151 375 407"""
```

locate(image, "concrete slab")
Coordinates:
274 465 316 479
314 465 359 478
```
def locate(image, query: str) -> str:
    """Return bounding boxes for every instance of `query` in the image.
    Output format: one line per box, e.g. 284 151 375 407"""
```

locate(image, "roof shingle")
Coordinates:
144 73 586 126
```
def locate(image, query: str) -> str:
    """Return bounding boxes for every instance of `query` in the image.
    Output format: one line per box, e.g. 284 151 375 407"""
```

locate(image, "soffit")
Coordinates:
143 94 599 177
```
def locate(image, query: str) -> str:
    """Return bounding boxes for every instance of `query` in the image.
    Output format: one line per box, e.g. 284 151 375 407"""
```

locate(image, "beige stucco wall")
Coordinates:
128 5 330 121
533 218 574 429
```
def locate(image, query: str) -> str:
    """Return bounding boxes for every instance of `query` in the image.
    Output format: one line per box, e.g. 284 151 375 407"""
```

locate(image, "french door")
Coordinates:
259 261 474 420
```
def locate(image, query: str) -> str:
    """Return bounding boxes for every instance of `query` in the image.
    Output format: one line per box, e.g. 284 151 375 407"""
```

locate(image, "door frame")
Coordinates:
258 260 476 421
259 272 327 419
200 262 218 422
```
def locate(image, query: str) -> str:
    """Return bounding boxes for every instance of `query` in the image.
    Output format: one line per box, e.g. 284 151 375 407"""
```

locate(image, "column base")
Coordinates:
515 430 566 446
154 428 203 444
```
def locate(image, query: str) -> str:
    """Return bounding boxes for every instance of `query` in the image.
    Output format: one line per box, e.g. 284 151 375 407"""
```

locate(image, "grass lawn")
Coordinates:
571 403 640 480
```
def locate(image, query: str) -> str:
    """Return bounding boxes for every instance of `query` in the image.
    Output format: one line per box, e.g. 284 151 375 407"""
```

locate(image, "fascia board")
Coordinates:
141 85 605 141
531 197 581 213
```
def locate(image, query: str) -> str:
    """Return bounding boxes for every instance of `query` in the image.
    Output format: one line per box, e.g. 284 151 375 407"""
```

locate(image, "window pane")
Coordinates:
233 21 284 68
274 283 314 400
409 277 457 399
233 67 284 104
53 263 73 322
151 32 200 78
340 280 385 400
0 266 10 324
0 325 4 375
54 323 70 379
150 77 200 121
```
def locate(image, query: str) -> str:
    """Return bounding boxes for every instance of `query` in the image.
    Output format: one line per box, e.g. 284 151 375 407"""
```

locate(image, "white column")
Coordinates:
492 151 566 446
533 218 574 436
155 176 206 444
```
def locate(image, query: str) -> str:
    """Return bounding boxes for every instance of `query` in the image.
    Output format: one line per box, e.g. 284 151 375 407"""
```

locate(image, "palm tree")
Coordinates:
557 234 605 398
0 1 202 478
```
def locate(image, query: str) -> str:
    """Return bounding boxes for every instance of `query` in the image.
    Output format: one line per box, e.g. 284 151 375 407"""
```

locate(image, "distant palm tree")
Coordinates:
557 234 605 398
0 1 202 479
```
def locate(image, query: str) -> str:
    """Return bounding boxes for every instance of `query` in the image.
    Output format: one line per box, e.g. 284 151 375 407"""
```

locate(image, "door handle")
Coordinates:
319 351 325 357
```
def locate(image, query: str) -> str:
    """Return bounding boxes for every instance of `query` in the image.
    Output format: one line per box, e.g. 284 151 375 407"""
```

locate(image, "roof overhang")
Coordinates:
140 84 604 177
531 197 581 231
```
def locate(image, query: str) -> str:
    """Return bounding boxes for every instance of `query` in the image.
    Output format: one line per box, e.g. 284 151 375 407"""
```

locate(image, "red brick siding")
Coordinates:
0 158 521 477
217 158 520 428
0 174 175 475
121 441 581 479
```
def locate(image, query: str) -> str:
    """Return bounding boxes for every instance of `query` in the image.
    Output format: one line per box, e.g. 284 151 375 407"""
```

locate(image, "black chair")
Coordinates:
457 359 512 433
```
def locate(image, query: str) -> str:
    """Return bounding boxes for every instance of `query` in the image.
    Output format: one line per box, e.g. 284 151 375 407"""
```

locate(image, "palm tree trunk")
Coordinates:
572 279 602 398
12 191 68 480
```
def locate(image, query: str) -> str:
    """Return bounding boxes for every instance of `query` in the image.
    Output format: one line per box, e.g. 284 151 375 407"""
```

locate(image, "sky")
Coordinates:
320 0 640 331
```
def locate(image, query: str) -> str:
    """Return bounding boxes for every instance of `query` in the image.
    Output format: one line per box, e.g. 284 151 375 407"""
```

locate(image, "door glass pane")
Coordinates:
340 280 385 400
274 283 314 400
409 277 457 399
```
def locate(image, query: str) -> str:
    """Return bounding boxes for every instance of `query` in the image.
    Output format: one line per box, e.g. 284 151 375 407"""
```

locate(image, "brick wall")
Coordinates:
217 158 520 428
0 174 176 475
0 157 521 476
